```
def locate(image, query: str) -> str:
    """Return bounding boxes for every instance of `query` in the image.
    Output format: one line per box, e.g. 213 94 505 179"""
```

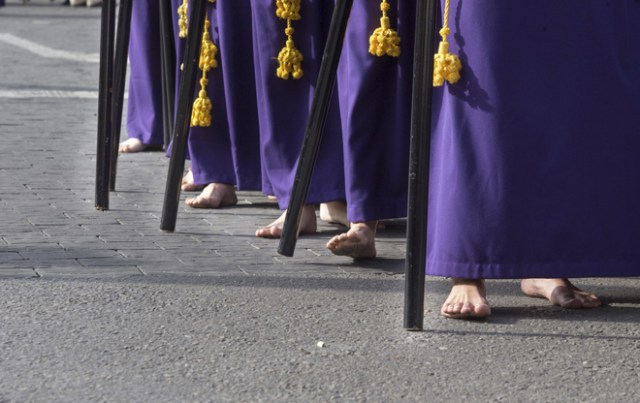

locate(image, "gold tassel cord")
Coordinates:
275 0 300 20
191 7 218 128
191 77 212 127
277 22 304 80
178 0 188 38
178 0 216 38
276 0 303 80
369 0 401 57
433 0 462 86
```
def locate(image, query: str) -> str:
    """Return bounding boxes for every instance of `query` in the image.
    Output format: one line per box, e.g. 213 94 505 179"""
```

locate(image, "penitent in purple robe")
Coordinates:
171 0 261 190
184 0 261 189
215 0 262 190
336 0 415 223
250 0 346 208
426 0 640 279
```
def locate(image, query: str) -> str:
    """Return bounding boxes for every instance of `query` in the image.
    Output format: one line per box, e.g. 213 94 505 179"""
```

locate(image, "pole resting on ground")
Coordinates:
277 0 355 257
160 0 208 232
108 0 133 192
95 0 116 210
403 0 438 331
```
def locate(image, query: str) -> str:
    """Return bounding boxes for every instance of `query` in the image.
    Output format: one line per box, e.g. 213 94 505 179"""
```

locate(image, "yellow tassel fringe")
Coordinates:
178 0 216 38
275 0 301 20
191 15 218 127
369 0 401 57
178 0 188 38
176 0 218 127
191 78 212 127
276 0 303 80
433 0 461 86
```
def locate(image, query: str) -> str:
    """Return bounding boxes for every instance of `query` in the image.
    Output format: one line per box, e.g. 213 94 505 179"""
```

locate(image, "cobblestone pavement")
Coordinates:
2 2 640 402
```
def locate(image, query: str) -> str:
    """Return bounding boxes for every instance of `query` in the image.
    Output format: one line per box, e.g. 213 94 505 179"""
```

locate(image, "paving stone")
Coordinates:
91 242 164 252
138 264 244 275
75 257 138 267
34 268 144 278
2 234 54 244
1 259 85 269
0 268 38 278
0 251 25 262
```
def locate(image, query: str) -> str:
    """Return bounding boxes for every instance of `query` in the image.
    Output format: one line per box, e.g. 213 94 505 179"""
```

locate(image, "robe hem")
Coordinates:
425 259 640 279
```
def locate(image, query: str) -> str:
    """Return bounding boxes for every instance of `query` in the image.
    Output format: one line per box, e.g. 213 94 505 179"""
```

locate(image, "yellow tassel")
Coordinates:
277 24 304 80
178 0 188 38
369 0 401 57
198 20 218 72
276 0 303 80
191 15 218 127
433 0 461 86
178 0 216 39
191 78 212 127
276 0 301 20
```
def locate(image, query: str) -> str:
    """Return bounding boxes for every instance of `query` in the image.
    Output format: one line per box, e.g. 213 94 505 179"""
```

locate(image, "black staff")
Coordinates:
95 0 116 210
96 0 174 202
160 0 208 232
108 0 133 192
277 0 354 257
404 0 437 331
159 0 177 150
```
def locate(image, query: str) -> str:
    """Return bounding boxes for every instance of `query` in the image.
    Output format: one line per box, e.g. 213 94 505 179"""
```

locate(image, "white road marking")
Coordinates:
0 90 126 99
0 33 100 63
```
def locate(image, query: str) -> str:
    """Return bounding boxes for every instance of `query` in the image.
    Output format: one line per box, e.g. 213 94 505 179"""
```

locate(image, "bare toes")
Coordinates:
327 233 348 248
118 139 146 153
460 302 474 316
474 303 492 317
185 196 219 209
575 292 601 308
440 279 491 320
256 226 282 239
256 207 316 240
326 223 376 259
441 302 491 319
522 279 601 310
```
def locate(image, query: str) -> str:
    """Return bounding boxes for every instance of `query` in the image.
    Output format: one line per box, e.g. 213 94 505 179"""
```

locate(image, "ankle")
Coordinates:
351 220 377 232
451 278 485 287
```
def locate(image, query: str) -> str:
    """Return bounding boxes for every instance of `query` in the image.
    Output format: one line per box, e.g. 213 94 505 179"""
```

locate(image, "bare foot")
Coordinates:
256 205 317 239
521 278 601 309
319 201 348 227
441 278 491 319
185 183 237 209
181 170 205 192
119 138 147 153
326 221 377 260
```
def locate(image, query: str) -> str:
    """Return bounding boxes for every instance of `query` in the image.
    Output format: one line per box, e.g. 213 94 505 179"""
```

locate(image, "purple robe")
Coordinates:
171 0 261 190
337 0 415 223
426 0 640 278
126 0 165 147
250 0 346 208
216 0 262 190
179 4 236 187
